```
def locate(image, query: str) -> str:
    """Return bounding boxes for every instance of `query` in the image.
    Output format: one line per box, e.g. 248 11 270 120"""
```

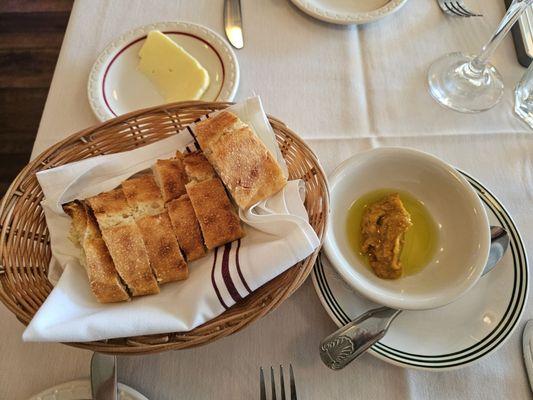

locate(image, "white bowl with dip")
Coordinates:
324 147 490 311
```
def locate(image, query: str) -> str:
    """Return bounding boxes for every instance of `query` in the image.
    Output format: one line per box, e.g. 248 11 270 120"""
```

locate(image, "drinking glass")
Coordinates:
515 60 533 128
428 0 533 113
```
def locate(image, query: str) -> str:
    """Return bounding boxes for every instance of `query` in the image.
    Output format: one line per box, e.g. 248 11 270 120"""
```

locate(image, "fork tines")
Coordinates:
260 364 297 400
438 0 482 17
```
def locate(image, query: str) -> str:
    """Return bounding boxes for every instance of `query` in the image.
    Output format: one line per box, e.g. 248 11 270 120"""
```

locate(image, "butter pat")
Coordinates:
138 31 210 102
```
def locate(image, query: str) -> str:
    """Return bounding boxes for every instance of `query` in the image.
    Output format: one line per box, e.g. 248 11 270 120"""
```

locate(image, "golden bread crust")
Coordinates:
87 189 159 296
136 213 188 282
101 223 159 296
153 158 187 202
208 127 287 208
186 178 244 249
122 175 187 283
166 195 206 261
86 188 133 229
122 174 164 216
63 201 130 303
86 188 129 217
181 151 216 183
63 201 87 245
194 111 287 209
194 111 238 149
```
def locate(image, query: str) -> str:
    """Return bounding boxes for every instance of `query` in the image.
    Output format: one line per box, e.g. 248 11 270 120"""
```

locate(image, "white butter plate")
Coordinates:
88 22 239 121
28 379 148 400
313 171 528 370
290 0 408 25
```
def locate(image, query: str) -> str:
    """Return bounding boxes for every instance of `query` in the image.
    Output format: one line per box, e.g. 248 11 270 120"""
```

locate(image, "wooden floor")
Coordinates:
0 0 72 194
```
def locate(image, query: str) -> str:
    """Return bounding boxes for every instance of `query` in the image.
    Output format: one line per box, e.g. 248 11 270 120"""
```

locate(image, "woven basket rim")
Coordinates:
0 100 329 354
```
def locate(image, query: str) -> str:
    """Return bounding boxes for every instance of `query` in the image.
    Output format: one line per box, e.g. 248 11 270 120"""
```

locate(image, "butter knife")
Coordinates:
224 0 244 49
523 320 533 391
91 353 118 400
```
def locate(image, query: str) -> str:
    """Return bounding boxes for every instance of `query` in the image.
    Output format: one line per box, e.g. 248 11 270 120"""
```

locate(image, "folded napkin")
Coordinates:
23 97 319 342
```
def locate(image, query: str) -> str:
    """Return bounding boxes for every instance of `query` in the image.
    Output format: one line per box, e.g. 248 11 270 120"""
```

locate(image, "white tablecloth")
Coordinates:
2 0 532 399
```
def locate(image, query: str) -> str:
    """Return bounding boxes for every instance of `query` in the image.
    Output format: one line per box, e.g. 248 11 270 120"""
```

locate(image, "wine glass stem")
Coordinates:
469 0 533 74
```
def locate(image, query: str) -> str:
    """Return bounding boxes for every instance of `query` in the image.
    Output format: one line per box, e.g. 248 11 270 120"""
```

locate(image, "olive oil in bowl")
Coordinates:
346 189 439 277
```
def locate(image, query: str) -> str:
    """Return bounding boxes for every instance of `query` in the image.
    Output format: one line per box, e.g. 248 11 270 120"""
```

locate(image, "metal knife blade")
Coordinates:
224 0 244 49
91 353 118 400
523 320 533 391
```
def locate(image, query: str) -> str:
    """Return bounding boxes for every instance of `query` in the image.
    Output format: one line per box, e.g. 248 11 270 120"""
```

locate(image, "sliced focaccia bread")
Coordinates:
64 200 87 246
180 151 216 183
122 175 188 283
135 212 188 282
153 157 188 202
186 178 245 249
121 174 164 216
167 194 206 261
86 188 159 296
63 201 130 303
194 111 287 209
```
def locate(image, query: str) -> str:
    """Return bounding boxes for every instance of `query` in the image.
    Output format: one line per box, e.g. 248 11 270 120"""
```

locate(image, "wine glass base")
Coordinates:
427 52 504 113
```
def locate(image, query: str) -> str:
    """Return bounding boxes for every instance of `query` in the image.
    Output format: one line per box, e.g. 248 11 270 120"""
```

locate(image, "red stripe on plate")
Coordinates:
101 31 226 117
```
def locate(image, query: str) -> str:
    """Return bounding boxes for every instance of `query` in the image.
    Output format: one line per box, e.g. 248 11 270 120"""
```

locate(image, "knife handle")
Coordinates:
224 0 244 49
224 0 243 26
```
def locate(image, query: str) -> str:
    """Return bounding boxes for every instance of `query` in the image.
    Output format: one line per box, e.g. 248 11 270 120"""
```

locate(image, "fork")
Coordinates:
260 365 297 400
437 0 483 17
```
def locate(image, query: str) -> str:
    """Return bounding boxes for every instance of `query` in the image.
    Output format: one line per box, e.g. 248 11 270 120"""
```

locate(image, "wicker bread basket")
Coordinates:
0 101 329 355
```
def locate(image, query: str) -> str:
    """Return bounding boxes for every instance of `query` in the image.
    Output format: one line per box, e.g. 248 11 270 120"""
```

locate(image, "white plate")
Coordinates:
28 379 148 400
88 21 239 121
290 0 409 25
313 171 529 370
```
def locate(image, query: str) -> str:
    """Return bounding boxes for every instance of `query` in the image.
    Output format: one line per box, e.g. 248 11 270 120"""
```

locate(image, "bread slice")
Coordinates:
194 111 287 209
99 224 159 296
181 151 216 183
122 174 164 217
86 189 159 296
167 194 206 261
194 111 240 148
186 178 244 249
63 201 130 303
180 149 244 250
136 213 188 282
86 188 135 229
64 200 87 247
153 158 187 202
122 175 188 283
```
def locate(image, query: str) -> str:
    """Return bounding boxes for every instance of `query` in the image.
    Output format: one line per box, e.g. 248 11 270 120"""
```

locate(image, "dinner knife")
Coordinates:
224 0 244 49
523 320 533 391
91 353 118 400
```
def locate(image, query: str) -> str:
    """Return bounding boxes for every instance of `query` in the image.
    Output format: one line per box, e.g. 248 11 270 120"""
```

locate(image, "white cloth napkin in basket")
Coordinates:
22 97 320 342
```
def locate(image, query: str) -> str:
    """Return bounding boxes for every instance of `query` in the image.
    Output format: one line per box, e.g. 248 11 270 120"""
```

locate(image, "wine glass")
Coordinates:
514 60 533 128
428 0 533 113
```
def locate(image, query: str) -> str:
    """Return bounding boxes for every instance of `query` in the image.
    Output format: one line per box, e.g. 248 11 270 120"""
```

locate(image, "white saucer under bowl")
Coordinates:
290 0 408 25
88 21 239 121
313 171 528 370
28 379 148 400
